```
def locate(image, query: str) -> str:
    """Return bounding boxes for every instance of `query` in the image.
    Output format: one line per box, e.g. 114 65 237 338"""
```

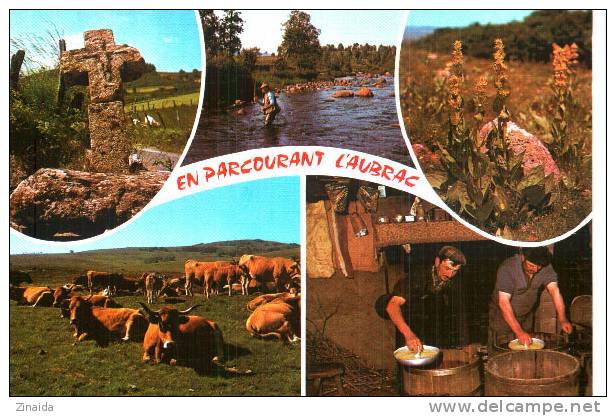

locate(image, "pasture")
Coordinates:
9 242 301 396
123 71 201 155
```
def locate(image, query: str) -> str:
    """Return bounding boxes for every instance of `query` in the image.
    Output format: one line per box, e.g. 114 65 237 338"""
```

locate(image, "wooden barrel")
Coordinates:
400 349 481 396
492 332 568 354
485 350 580 396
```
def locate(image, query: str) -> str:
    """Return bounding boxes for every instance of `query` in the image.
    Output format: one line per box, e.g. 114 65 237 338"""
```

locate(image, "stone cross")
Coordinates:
59 29 145 172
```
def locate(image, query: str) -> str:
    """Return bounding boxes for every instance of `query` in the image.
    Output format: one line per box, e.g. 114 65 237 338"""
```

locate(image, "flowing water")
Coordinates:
183 76 412 166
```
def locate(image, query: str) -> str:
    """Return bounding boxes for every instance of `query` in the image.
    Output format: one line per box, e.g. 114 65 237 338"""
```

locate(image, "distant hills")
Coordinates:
404 26 436 40
10 239 300 279
405 10 592 68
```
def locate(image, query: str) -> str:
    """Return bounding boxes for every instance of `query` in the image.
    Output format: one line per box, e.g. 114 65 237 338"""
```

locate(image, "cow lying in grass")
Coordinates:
139 303 225 375
9 285 54 307
245 294 301 343
68 296 147 346
246 292 297 312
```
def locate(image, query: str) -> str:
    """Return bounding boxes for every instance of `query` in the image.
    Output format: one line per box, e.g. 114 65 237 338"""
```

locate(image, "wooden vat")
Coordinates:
400 349 482 396
485 350 580 396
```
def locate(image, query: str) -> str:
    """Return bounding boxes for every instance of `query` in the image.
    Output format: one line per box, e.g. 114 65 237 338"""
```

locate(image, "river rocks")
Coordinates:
373 77 387 87
332 90 355 98
355 87 374 97
10 168 169 241
478 120 561 182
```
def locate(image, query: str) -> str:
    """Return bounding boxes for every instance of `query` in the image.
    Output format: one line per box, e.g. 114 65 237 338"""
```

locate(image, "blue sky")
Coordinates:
227 10 403 54
10 10 202 72
9 177 300 255
407 10 534 28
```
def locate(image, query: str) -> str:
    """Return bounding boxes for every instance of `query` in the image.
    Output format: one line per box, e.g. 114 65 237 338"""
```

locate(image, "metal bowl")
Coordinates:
394 345 441 367
508 337 546 351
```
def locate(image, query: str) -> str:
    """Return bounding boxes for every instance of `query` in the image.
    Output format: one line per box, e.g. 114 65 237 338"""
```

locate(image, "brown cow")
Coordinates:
139 303 224 374
204 265 243 299
184 259 235 297
9 270 33 285
245 294 301 343
238 255 300 294
246 292 296 311
60 294 121 328
144 272 164 304
159 276 185 297
68 296 147 346
10 285 54 307
52 284 85 307
86 271 124 294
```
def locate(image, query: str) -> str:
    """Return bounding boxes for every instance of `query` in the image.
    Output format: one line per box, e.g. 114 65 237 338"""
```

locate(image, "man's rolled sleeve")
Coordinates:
495 265 515 295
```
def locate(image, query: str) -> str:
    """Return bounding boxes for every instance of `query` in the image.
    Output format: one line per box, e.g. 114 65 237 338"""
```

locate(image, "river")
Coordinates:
182 75 412 166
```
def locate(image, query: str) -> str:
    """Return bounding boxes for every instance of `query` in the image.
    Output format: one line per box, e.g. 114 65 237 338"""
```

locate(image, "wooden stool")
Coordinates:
307 363 345 396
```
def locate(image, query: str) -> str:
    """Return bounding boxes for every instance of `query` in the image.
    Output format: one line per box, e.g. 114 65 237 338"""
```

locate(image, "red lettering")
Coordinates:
347 155 359 170
393 169 406 183
228 161 239 176
254 157 263 171
277 154 289 168
314 151 324 165
369 161 382 176
264 156 275 169
217 163 227 178
176 175 186 190
404 175 420 188
335 153 345 167
241 159 252 174
187 171 199 187
358 158 371 173
381 164 394 180
289 152 300 167
203 167 215 182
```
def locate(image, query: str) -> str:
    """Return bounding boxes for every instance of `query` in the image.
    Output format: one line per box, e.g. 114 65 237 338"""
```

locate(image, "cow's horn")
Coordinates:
138 302 160 315
179 304 200 315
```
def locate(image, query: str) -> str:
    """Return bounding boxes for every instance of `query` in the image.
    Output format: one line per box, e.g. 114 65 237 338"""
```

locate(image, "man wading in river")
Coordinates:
256 83 280 127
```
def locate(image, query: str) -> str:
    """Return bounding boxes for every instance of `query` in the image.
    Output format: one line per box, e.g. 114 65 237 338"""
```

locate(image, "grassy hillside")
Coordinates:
9 240 301 396
10 240 300 285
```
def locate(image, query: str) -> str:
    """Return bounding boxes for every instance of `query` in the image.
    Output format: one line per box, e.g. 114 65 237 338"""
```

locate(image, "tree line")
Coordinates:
409 10 592 68
199 9 396 103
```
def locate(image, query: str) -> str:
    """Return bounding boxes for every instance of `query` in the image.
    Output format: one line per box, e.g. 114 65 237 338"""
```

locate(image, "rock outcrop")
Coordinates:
355 87 374 97
331 90 355 98
10 168 169 241
479 120 561 182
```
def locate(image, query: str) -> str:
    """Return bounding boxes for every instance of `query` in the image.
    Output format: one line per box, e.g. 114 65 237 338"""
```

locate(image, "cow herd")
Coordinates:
9 255 301 375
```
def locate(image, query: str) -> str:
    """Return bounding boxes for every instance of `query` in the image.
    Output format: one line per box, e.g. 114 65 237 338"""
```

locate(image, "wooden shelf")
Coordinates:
374 220 486 248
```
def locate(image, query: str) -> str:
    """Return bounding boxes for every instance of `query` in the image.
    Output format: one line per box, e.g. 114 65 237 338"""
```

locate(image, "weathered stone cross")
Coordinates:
59 29 146 172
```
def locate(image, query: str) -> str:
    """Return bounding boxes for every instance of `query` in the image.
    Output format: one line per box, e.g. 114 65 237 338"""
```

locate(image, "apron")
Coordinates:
488 275 545 352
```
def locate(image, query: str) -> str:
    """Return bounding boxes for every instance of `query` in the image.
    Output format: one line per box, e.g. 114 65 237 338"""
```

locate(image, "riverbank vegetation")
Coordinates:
200 10 396 109
400 11 592 241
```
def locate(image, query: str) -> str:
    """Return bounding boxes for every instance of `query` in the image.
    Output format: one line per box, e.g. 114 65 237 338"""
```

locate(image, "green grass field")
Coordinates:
126 92 200 113
9 242 301 396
